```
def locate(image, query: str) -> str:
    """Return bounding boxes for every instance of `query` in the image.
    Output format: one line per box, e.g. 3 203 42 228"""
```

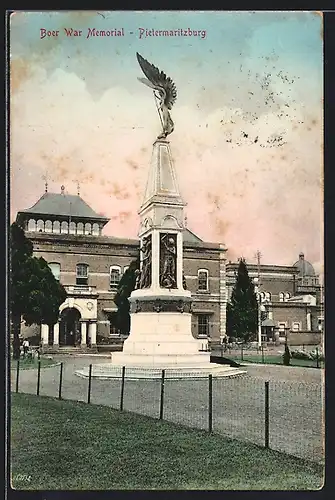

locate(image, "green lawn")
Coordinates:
11 357 57 370
228 354 324 368
11 393 324 490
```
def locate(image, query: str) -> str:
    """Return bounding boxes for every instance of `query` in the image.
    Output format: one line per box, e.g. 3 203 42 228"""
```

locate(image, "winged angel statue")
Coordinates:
136 52 177 139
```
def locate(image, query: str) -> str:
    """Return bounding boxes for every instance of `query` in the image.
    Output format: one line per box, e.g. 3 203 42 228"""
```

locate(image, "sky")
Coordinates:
9 10 323 272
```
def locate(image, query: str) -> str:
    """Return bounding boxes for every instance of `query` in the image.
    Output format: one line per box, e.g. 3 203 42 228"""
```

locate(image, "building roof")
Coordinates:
262 318 276 327
20 192 109 221
183 228 203 243
293 252 315 277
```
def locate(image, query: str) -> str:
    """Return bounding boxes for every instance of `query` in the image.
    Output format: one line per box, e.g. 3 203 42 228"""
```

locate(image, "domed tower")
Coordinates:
293 252 318 294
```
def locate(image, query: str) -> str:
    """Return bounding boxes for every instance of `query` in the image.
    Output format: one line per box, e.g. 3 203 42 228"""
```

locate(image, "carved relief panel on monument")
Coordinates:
160 233 177 288
137 235 152 289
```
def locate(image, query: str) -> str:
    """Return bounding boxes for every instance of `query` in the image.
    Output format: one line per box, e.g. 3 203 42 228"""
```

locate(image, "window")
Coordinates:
92 223 99 236
77 222 84 235
45 220 52 233
260 292 265 302
198 269 209 291
279 292 284 302
36 219 44 232
292 322 301 332
110 266 121 289
69 222 76 234
85 223 92 235
53 221 60 233
61 221 68 234
76 263 89 285
265 292 271 302
278 323 287 337
197 314 210 337
285 292 291 301
48 263 60 281
28 219 36 232
123 266 129 274
110 323 121 336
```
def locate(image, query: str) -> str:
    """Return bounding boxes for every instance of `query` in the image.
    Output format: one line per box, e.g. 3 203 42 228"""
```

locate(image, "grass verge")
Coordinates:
11 393 324 490
228 354 323 368
10 357 57 370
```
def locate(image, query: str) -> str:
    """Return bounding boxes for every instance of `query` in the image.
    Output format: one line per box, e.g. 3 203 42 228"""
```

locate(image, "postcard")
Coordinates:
8 10 324 492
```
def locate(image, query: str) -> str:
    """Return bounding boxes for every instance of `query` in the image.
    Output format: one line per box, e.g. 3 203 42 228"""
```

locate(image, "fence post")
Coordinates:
159 369 165 420
87 364 92 404
208 374 213 433
36 360 41 396
316 347 319 369
15 359 20 393
261 345 265 364
120 366 125 411
241 344 244 361
58 362 63 400
264 381 270 448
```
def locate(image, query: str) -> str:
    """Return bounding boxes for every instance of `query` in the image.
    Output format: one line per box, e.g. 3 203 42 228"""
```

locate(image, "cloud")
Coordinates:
10 56 322 268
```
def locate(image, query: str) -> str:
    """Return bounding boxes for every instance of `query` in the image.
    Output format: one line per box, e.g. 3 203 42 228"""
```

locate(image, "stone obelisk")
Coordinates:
112 138 210 367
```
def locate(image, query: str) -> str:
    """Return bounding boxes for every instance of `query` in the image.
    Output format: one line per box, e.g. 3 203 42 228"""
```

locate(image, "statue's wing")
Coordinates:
137 52 177 109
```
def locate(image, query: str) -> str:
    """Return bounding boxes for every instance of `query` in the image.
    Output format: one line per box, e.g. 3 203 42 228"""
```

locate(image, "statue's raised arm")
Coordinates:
136 52 177 140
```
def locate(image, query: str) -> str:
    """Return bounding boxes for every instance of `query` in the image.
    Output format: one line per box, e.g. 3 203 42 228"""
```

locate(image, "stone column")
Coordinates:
53 322 59 347
151 231 160 289
81 321 87 346
89 321 97 346
41 324 49 345
307 311 312 331
176 231 183 290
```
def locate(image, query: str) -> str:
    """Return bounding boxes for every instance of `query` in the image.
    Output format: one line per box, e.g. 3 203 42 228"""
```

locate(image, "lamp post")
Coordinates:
254 250 262 349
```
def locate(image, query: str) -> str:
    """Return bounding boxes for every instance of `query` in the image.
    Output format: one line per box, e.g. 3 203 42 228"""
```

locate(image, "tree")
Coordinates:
10 222 67 359
283 342 291 366
113 256 140 335
226 258 258 343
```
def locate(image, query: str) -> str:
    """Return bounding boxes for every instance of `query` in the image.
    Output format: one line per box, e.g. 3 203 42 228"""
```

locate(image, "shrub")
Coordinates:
282 343 291 366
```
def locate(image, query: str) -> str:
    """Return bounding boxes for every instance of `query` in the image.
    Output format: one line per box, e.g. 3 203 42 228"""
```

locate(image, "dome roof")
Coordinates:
293 252 315 277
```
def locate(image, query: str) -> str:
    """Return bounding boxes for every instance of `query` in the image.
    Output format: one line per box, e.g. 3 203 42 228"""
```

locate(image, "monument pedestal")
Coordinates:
112 289 210 367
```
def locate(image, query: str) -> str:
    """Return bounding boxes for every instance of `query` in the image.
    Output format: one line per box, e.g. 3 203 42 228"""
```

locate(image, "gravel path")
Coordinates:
11 355 324 464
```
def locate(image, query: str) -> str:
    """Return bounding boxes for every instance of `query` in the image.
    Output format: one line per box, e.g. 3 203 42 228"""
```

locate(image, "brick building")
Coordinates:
16 187 322 350
16 187 227 350
226 255 323 344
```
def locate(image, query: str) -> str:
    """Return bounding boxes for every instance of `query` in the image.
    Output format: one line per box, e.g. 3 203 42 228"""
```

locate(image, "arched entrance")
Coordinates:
59 308 81 346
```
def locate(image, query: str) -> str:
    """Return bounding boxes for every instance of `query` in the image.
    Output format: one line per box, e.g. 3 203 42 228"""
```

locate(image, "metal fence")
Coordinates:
11 359 324 465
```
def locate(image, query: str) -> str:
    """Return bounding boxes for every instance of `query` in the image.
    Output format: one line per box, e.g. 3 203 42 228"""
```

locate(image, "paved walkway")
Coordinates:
11 356 324 464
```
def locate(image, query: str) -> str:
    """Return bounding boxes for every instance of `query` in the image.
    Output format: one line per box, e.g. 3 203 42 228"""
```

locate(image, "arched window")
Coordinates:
265 292 271 302
76 263 89 286
53 221 60 233
61 221 68 234
92 223 99 236
260 292 265 302
45 220 52 233
84 223 92 235
69 222 76 234
279 292 284 302
36 219 44 232
77 222 84 235
48 262 60 281
285 292 291 301
27 219 36 232
110 266 122 289
198 269 209 291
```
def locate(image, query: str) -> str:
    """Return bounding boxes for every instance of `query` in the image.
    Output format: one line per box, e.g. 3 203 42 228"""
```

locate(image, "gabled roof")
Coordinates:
20 192 109 221
183 228 203 243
